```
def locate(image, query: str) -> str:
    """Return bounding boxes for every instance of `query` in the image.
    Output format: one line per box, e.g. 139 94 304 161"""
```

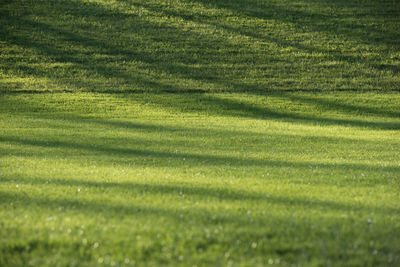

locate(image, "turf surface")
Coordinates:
1 0 400 93
1 0 400 266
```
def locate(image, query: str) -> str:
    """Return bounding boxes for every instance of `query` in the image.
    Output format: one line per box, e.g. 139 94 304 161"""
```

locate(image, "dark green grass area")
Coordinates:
1 0 400 266
1 0 400 93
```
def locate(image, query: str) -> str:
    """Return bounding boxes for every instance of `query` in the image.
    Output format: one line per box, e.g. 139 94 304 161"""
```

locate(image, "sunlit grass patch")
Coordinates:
1 92 400 266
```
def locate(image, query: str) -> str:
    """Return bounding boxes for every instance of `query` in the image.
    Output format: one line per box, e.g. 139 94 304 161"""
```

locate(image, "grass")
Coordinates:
1 0 400 93
1 0 400 266
1 92 399 266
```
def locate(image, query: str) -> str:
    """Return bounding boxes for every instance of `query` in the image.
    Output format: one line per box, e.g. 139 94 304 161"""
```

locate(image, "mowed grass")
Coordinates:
1 92 400 266
1 0 400 93
1 0 400 266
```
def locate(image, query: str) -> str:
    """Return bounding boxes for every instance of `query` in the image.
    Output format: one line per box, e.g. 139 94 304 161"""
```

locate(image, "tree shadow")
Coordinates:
138 0 400 79
3 89 399 131
279 93 400 119
185 0 400 47
1 128 399 176
1 177 400 220
146 93 400 130
1 0 399 130
1 187 398 265
1 15 193 93
2 0 399 94
1 2 248 93
2 175 399 218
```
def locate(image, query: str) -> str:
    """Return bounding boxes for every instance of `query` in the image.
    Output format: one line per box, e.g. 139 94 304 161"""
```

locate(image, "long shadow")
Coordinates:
1 135 399 174
120 93 400 130
2 176 399 217
39 113 400 142
3 90 399 131
2 0 399 95
1 0 399 130
2 189 399 263
0 190 243 226
186 0 400 47
2 91 398 144
1 3 251 92
1 15 192 93
127 0 400 100
280 93 400 119
136 0 399 78
7 109 399 152
5 18 399 130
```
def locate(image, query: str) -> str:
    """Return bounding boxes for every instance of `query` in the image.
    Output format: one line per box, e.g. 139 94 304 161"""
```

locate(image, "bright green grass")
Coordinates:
1 92 400 266
1 0 400 266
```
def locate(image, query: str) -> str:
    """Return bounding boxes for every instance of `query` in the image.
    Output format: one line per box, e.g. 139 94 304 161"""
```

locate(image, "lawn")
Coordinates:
1 0 400 266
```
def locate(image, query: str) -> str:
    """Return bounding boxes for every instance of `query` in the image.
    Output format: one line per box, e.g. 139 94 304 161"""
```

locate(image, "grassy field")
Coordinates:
1 0 400 266
1 0 400 93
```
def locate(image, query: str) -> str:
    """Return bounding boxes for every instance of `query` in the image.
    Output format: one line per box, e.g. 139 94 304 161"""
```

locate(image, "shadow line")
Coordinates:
1 176 399 216
1 135 399 173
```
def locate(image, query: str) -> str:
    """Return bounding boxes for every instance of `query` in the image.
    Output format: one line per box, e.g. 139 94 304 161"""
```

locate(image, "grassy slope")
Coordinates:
1 0 400 266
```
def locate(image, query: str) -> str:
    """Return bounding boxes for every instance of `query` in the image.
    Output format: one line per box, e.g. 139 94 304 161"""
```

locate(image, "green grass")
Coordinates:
1 92 399 266
1 0 400 266
1 0 400 93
